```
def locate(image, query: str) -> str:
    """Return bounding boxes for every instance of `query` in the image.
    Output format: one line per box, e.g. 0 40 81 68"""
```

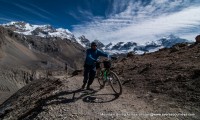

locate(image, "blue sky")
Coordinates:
0 0 200 44
0 0 111 29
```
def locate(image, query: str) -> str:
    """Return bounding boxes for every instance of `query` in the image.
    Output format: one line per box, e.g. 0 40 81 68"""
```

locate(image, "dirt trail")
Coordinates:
33 75 196 120
51 75 151 120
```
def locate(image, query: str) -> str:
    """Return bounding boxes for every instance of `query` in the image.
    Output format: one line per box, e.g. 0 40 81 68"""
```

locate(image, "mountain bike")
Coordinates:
96 57 122 95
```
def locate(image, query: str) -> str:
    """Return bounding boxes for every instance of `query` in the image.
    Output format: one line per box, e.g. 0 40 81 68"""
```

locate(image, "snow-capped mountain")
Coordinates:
75 35 190 54
76 36 105 49
78 34 189 54
2 21 75 40
79 35 189 54
77 35 90 47
111 42 137 51
158 34 189 48
93 39 105 48
133 35 189 53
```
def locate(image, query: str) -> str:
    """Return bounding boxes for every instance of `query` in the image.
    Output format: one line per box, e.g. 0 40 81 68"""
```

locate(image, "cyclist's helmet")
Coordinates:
91 42 97 47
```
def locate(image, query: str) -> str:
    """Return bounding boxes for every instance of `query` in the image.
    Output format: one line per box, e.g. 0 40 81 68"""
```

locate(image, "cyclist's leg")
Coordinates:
87 66 96 88
82 66 90 88
96 68 98 78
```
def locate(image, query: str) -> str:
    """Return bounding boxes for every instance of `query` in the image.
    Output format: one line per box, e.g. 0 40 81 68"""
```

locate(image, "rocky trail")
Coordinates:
49 75 152 120
0 74 198 120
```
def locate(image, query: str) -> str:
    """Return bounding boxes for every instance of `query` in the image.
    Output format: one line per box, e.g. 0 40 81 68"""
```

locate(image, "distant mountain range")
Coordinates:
2 21 190 54
78 34 190 54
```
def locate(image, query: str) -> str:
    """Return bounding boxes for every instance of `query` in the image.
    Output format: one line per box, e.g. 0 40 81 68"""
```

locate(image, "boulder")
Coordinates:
170 46 180 53
195 35 200 43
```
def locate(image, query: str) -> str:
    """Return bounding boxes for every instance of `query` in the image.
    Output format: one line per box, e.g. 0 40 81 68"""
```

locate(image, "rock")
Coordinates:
195 35 200 43
151 89 159 93
126 52 134 57
120 57 127 62
175 43 188 48
191 69 200 79
71 70 83 76
170 46 180 53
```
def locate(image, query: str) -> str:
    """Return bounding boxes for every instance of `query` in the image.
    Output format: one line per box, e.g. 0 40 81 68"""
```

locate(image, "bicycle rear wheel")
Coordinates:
107 71 122 95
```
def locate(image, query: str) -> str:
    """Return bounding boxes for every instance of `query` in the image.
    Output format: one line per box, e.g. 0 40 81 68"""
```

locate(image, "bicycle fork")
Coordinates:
104 70 112 84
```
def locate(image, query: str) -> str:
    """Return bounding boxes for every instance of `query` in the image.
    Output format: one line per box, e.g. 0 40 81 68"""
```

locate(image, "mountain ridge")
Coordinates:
1 21 191 54
2 21 76 40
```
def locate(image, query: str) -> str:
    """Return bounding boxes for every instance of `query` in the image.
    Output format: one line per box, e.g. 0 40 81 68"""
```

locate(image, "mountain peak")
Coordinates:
77 35 90 47
92 39 105 48
2 21 74 40
158 34 189 48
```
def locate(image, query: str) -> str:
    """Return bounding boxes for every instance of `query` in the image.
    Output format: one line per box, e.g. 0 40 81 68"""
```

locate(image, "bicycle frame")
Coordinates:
103 68 110 81
96 63 110 82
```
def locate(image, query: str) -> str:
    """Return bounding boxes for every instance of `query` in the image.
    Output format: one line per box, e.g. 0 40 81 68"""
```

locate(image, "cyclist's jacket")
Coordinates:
85 48 108 66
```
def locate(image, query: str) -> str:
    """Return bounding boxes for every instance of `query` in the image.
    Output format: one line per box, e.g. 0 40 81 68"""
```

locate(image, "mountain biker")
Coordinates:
82 42 109 90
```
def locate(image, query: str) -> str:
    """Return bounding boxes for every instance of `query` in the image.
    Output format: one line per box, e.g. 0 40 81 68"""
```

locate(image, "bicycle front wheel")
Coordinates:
107 71 122 95
97 70 105 88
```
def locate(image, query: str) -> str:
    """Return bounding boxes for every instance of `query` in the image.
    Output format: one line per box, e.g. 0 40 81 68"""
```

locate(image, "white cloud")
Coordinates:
0 18 14 22
68 6 95 21
72 0 200 45
14 3 50 20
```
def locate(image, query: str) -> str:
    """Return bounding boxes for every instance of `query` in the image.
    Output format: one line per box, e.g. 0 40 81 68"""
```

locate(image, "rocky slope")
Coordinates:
0 26 85 104
112 42 200 118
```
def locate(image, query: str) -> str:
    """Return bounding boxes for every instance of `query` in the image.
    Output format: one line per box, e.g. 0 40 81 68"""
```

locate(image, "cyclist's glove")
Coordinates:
95 59 100 63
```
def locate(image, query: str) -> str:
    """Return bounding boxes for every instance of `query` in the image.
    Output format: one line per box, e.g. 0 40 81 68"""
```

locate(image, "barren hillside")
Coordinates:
113 42 200 119
0 26 85 104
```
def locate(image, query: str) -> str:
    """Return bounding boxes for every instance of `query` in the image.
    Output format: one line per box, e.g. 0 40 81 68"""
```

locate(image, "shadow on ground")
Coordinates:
18 87 119 119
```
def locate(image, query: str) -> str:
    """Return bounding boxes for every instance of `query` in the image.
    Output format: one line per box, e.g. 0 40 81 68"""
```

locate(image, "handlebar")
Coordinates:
96 56 117 69
96 56 117 63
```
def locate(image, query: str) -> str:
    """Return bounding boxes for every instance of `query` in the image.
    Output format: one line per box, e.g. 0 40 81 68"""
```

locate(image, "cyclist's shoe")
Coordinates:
81 83 86 89
100 85 105 89
86 86 93 91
